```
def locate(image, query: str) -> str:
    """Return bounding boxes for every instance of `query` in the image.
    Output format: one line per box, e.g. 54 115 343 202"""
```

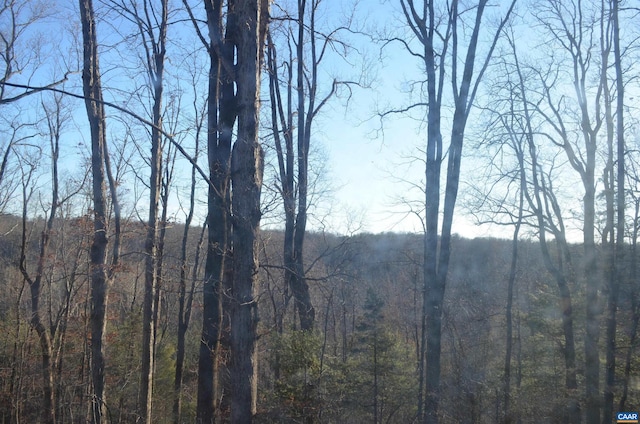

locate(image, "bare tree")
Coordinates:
0 0 67 213
396 1 514 421
528 2 620 420
603 0 626 421
229 0 268 420
522 111 581 424
173 61 207 424
0 0 69 105
16 93 86 424
99 0 171 419
265 0 354 332
78 0 121 420
0 122 33 214
181 0 238 420
103 0 170 421
510 32 581 422
16 136 57 424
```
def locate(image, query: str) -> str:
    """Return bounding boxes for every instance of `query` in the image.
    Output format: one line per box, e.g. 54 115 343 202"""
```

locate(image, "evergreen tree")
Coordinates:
345 288 416 424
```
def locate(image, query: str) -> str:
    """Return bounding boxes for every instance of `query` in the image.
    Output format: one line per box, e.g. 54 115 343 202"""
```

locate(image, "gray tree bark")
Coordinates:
136 0 168 421
78 0 111 420
229 0 267 421
192 0 237 421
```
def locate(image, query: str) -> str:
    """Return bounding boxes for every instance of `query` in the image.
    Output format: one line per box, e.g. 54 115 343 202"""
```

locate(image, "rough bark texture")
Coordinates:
196 0 236 421
229 0 267 421
78 0 110 421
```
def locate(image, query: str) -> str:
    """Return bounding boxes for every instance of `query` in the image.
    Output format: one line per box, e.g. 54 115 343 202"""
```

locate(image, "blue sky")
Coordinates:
298 0 520 238
1 0 598 241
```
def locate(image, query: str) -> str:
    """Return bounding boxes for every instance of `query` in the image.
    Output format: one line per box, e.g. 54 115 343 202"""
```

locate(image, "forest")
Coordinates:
0 0 639 423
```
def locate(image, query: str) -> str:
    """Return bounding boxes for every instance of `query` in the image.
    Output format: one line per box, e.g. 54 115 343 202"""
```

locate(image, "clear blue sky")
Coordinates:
2 0 577 241
298 0 519 238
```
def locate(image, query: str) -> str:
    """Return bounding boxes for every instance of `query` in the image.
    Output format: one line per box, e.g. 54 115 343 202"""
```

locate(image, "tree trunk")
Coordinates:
230 0 267 421
20 193 56 424
620 200 639 412
291 0 314 331
401 1 514 421
139 0 168 420
196 0 236 421
17 94 70 424
423 2 495 421
503 185 523 422
503 28 582 421
78 0 110 421
174 95 205 423
604 1 624 420
265 0 328 332
584 171 600 424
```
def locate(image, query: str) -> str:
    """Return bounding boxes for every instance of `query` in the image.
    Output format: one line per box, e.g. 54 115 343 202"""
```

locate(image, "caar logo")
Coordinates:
617 412 639 423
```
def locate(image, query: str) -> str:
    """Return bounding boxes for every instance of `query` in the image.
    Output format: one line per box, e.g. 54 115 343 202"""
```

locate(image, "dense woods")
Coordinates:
2 225 638 422
1 0 640 423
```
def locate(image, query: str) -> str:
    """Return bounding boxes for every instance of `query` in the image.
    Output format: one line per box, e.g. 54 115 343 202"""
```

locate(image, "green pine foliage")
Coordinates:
334 288 417 424
273 330 322 421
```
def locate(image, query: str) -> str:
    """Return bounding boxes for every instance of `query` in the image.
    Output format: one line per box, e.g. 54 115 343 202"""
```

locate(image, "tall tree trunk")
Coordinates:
583 135 600 424
230 0 267 421
78 0 111 421
173 87 205 423
196 0 237 420
619 296 639 411
197 73 224 424
604 0 624 420
400 1 514 421
265 0 340 333
8 278 26 424
139 0 168 420
424 2 500 421
503 179 523 422
582 65 601 424
291 0 313 331
18 94 71 424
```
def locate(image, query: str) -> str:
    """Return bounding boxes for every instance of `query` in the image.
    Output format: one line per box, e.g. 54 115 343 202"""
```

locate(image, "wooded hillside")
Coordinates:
1 0 639 422
0 216 638 422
